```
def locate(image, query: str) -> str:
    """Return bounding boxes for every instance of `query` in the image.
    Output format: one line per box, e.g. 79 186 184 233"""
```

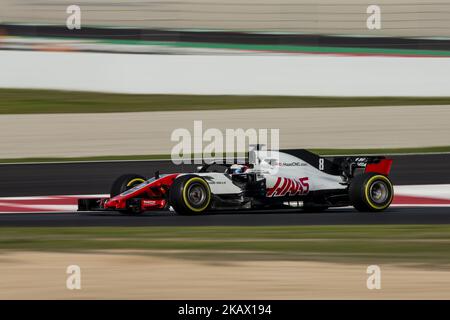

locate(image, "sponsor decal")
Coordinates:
266 177 310 197
142 199 157 206
354 157 369 167
273 161 305 167
203 176 226 184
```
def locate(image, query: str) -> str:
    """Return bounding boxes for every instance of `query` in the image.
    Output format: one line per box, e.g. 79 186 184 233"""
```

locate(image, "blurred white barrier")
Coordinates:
394 184 450 200
1 50 449 96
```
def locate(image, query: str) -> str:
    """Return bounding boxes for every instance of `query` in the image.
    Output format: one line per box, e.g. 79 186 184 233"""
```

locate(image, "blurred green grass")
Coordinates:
1 89 450 114
1 225 450 266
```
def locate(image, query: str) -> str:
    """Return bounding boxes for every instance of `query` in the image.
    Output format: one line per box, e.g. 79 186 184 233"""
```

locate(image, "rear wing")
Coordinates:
363 158 393 175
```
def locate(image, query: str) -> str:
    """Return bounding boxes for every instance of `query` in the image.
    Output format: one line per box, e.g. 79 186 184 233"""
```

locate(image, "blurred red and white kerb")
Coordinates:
0 185 449 213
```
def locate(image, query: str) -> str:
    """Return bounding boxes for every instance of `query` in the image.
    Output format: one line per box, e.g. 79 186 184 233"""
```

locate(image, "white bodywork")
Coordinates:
197 150 346 196
196 172 243 194
255 150 346 193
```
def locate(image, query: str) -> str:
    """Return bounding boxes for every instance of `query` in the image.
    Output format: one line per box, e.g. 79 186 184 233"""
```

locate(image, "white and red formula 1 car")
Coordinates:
78 148 394 215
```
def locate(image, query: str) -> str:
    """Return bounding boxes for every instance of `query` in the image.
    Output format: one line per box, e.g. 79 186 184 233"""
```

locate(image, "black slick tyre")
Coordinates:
169 175 212 215
349 172 394 212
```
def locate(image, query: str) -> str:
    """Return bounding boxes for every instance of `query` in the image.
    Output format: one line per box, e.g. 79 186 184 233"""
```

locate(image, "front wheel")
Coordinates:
349 173 394 212
169 175 212 215
110 174 147 215
110 174 147 197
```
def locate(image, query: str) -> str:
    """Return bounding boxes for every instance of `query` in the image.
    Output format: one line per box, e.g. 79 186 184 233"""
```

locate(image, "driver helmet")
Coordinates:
230 164 248 174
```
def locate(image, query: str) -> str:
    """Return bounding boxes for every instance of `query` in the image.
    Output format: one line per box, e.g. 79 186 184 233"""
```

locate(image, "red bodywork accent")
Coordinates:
365 159 393 175
266 177 282 197
101 173 180 211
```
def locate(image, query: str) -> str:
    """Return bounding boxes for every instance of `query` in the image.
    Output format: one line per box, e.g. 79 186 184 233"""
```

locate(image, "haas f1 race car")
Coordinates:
78 149 394 215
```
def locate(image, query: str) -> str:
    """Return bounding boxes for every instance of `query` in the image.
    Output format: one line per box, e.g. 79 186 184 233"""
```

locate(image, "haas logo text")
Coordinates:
266 177 309 197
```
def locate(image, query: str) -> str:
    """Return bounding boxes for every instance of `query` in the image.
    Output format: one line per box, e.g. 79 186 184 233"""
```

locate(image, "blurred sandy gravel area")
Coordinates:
0 251 449 299
0 105 449 158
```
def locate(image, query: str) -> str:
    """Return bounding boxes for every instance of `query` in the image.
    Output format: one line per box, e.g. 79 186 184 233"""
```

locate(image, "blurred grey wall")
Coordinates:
1 0 449 37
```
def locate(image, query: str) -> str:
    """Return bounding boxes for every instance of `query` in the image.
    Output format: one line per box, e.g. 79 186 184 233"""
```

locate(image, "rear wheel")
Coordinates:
349 172 393 212
169 175 212 215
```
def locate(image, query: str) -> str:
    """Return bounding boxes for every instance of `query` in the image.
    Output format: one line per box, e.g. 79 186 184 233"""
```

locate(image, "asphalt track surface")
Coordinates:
0 207 449 227
0 153 449 226
1 153 449 197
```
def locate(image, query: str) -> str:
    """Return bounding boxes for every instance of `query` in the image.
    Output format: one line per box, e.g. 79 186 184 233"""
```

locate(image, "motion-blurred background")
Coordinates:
2 0 450 36
0 1 450 300
1 1 450 158
2 0 450 54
